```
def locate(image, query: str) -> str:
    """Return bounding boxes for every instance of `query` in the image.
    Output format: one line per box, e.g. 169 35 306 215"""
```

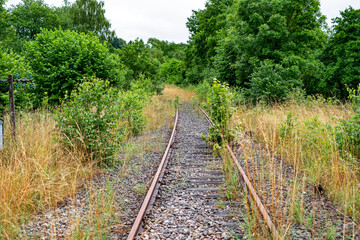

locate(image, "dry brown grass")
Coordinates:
0 86 197 238
144 85 197 130
233 97 359 223
0 112 94 238
162 85 197 103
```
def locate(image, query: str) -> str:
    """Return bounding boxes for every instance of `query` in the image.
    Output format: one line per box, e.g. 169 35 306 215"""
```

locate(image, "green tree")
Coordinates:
8 0 60 40
321 7 360 98
0 0 7 38
54 0 73 30
25 29 128 105
0 1 19 50
213 0 327 101
185 0 233 83
0 49 33 112
160 59 185 85
117 39 160 81
148 38 186 61
70 0 114 42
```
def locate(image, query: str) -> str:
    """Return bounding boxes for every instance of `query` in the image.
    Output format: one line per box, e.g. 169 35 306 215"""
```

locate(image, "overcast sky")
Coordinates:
5 0 360 43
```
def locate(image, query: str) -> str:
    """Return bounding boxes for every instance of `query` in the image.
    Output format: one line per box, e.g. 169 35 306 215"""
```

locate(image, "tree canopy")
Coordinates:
25 29 126 105
70 0 114 42
321 7 360 98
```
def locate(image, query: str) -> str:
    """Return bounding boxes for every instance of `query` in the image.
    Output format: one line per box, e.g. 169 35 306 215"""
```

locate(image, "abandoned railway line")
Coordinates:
127 104 359 240
129 104 245 239
21 103 359 239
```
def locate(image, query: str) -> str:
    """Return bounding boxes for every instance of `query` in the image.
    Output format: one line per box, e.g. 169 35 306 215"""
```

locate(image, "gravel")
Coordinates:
139 104 244 239
20 126 171 239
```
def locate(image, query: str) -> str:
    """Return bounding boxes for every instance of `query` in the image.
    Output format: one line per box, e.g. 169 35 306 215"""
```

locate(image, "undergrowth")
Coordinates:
235 92 359 224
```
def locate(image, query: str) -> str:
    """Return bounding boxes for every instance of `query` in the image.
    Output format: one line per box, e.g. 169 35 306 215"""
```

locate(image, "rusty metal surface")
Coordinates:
198 106 280 240
127 109 179 240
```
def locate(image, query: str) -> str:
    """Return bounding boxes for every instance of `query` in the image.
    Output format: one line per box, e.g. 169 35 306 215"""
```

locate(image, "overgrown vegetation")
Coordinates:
235 93 359 221
186 0 359 101
1 0 359 237
202 80 234 148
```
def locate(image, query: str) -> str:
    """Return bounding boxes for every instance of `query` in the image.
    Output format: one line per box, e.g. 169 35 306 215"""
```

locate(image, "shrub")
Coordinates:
246 60 302 104
26 29 128 105
160 59 185 85
0 50 33 112
335 85 360 159
205 80 234 147
196 78 212 103
55 78 125 166
118 90 147 136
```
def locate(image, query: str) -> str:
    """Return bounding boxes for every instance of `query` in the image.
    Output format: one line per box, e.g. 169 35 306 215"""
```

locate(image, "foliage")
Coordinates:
245 60 303 103
70 0 114 42
205 80 234 148
279 112 296 140
130 74 162 98
335 85 360 159
216 0 326 89
186 0 330 102
54 78 125 166
117 39 160 81
0 50 33 112
148 38 187 62
185 0 232 83
8 0 60 40
119 88 148 136
321 7 360 98
25 28 128 105
0 0 16 49
160 59 185 85
196 78 212 103
54 1 73 30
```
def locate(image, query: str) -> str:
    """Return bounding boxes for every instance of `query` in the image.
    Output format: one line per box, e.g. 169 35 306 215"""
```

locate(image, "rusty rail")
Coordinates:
127 109 178 240
198 106 280 240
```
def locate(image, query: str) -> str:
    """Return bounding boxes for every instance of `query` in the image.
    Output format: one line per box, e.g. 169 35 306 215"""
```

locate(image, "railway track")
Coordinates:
128 104 252 239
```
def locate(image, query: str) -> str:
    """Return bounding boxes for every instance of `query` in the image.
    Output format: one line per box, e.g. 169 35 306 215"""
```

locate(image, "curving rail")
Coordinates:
197 106 280 240
127 110 179 240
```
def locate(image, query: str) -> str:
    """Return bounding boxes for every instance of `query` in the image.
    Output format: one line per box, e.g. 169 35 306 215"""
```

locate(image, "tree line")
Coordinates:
185 0 359 102
0 0 186 111
1 0 359 108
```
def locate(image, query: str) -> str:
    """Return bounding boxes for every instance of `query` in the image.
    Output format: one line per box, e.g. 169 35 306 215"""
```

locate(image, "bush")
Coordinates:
118 90 147 136
160 59 185 85
196 78 212 103
0 50 33 112
55 78 125 166
335 85 360 159
26 29 129 105
205 80 234 148
246 60 302 104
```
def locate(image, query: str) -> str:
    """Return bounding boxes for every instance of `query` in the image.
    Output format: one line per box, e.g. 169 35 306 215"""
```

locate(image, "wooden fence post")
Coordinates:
8 74 16 139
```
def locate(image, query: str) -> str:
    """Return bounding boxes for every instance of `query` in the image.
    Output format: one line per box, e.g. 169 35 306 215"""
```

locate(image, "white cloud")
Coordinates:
5 0 360 43
320 0 360 26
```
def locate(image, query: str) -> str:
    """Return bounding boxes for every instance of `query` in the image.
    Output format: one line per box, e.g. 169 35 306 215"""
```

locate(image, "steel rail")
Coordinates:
197 106 280 240
127 109 178 240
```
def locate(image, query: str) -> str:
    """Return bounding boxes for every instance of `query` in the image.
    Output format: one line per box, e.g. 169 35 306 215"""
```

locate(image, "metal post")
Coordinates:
8 74 16 139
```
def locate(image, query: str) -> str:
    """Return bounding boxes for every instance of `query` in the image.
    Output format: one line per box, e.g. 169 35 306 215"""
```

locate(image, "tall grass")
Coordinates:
144 85 197 130
0 85 197 238
0 111 93 238
234 97 359 223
